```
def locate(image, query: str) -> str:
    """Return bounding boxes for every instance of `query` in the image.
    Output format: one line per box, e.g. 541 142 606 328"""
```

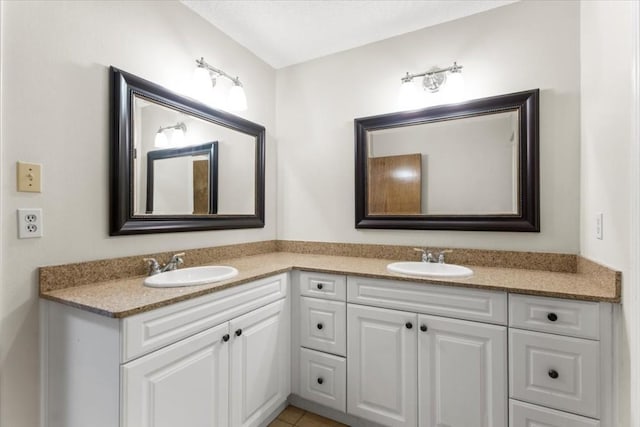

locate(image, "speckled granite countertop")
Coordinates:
40 251 621 318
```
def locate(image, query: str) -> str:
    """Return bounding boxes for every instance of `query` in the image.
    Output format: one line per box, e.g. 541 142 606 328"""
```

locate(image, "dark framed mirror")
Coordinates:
146 142 218 215
355 89 539 231
110 67 265 235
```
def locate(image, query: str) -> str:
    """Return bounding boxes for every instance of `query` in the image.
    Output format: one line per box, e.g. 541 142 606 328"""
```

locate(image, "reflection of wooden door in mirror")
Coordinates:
368 153 422 214
192 159 209 214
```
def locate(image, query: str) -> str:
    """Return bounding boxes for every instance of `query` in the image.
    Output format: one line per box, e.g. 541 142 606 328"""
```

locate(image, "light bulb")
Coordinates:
398 78 421 110
446 71 465 102
172 128 186 147
228 83 247 111
192 66 214 102
154 130 169 148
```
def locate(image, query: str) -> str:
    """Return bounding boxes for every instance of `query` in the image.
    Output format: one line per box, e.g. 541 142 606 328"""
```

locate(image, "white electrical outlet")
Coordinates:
17 208 43 238
595 212 603 240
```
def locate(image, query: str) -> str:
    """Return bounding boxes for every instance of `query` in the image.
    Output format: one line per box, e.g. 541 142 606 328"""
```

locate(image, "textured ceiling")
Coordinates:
181 0 517 69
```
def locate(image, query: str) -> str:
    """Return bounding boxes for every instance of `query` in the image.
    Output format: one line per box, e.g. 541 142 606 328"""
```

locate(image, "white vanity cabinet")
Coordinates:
43 273 291 427
295 271 348 412
346 277 508 427
508 294 613 427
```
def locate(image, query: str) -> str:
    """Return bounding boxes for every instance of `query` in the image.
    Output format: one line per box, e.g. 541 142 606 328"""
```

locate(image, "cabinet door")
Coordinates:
418 315 507 427
347 304 418 427
229 299 290 427
121 322 230 427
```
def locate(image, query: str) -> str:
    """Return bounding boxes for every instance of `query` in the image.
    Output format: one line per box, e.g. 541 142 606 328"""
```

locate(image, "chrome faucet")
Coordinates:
143 252 185 276
414 248 453 263
414 248 436 263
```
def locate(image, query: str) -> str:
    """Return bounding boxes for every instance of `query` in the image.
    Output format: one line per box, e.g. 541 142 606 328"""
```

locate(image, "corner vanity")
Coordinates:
40 249 620 427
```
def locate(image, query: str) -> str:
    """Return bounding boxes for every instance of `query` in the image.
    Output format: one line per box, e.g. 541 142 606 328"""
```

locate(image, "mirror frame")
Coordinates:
146 142 219 215
110 67 265 235
354 89 539 232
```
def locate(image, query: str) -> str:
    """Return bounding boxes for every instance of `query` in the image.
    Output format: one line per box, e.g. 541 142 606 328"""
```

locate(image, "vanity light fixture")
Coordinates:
194 57 247 111
154 122 187 148
398 62 464 109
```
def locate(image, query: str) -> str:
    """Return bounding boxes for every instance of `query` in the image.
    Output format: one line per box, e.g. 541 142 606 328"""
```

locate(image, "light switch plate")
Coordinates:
596 212 603 240
17 161 42 192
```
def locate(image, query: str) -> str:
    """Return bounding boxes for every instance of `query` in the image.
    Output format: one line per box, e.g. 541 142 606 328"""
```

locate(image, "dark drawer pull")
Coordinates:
420 324 428 332
548 369 559 379
406 322 413 329
317 377 324 385
547 312 558 322
317 323 324 330
235 329 242 337
222 334 230 342
316 283 324 290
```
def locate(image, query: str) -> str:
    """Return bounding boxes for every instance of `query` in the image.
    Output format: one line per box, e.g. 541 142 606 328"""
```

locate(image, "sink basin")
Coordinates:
386 262 473 278
144 266 239 288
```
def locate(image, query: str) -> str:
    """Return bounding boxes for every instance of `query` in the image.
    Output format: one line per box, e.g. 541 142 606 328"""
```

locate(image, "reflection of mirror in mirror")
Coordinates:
133 95 256 216
367 110 519 216
145 143 217 216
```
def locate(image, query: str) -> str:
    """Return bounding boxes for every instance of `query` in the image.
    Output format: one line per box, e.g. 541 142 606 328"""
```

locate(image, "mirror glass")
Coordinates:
355 89 539 232
110 67 265 235
133 96 255 216
367 111 519 216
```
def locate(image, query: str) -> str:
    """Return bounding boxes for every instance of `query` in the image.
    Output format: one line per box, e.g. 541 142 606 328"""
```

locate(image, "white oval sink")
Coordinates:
387 262 473 278
144 266 239 288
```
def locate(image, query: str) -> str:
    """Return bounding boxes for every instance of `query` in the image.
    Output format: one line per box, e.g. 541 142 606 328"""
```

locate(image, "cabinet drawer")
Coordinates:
122 274 287 362
299 271 346 301
509 294 600 340
510 400 599 427
299 348 346 412
300 297 346 356
510 329 599 418
347 276 507 324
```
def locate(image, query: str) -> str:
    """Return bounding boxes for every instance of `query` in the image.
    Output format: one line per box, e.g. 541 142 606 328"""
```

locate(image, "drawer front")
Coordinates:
299 271 346 301
510 400 600 427
300 297 346 356
299 347 346 412
510 329 600 418
347 276 507 324
509 294 600 340
122 273 287 362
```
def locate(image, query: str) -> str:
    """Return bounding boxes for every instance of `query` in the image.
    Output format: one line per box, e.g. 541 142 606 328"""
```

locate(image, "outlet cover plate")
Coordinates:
17 208 43 238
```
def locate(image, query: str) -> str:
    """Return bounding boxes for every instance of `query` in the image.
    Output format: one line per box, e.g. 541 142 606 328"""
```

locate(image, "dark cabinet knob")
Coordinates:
317 377 324 385
406 322 413 329
222 334 230 342
317 283 324 290
317 323 324 330
235 329 242 337
548 369 559 379
420 324 428 332
547 313 558 322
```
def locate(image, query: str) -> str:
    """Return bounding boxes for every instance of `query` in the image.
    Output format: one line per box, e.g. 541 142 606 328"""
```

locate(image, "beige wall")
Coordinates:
276 1 581 253
580 2 636 426
0 2 276 426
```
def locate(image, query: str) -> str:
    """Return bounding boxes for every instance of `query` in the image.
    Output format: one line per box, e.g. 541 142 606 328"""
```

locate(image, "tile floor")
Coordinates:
269 405 349 427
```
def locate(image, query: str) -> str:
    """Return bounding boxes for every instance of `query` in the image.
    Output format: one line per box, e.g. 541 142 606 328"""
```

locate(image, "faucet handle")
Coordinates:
143 258 161 275
437 249 453 264
170 252 185 264
413 247 427 254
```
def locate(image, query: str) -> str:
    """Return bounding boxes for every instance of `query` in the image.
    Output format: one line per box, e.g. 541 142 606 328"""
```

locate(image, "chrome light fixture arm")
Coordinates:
196 57 243 87
401 62 463 93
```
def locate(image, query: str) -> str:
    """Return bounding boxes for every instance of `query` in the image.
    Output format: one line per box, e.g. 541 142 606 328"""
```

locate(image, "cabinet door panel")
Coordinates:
419 315 507 427
121 322 229 427
230 299 290 427
347 304 417 427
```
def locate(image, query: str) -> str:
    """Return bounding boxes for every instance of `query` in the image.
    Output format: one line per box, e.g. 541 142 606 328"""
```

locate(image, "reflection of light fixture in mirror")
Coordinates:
398 62 464 109
154 122 187 148
194 57 247 111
